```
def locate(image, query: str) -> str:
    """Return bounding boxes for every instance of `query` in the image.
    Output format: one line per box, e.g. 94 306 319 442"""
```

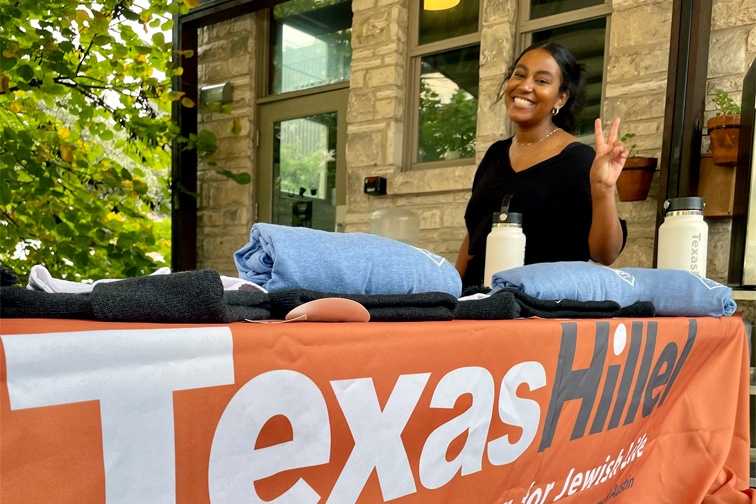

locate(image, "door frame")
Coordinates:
256 86 350 226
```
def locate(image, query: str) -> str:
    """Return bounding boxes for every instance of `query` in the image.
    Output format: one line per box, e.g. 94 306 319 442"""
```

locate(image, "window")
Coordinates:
407 0 481 168
519 0 611 137
269 0 353 95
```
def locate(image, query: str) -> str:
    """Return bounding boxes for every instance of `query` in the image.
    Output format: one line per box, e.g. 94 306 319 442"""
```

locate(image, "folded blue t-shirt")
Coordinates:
491 262 736 317
234 223 462 297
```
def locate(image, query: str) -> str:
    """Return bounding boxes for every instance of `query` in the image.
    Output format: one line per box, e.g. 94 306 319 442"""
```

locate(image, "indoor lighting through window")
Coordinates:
424 0 461 10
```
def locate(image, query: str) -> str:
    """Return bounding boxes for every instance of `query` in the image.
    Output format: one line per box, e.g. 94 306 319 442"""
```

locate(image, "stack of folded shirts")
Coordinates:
234 223 462 297
491 262 736 317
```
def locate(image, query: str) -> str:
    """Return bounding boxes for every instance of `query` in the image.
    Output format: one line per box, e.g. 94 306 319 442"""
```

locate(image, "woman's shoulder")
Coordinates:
478 138 512 166
485 138 512 153
560 140 595 161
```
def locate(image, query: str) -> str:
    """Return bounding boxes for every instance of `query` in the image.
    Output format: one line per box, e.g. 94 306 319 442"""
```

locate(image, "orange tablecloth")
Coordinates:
1 317 753 504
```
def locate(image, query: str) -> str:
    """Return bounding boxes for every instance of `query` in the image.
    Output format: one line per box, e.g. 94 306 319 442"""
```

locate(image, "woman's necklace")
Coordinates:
514 127 561 147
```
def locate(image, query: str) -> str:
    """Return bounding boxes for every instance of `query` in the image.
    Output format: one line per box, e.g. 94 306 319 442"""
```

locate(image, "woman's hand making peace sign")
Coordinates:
590 117 629 191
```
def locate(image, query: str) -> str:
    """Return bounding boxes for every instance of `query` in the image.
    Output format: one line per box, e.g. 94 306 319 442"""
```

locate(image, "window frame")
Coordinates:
404 0 483 171
256 1 353 103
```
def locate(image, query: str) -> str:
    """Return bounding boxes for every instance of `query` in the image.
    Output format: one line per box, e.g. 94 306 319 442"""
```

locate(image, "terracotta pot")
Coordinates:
707 114 740 167
616 157 658 202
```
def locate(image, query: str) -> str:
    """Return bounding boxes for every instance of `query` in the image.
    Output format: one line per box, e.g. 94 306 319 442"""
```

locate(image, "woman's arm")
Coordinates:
589 184 624 264
588 117 628 265
455 232 473 279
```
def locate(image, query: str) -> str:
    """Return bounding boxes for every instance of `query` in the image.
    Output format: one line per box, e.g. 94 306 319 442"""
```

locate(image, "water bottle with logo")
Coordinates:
484 195 526 287
656 196 708 276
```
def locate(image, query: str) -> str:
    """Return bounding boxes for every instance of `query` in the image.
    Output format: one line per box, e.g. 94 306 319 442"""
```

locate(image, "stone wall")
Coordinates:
196 13 257 276
603 0 671 270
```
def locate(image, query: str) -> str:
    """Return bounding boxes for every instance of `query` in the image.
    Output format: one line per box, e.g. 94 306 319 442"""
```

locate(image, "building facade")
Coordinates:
187 0 755 321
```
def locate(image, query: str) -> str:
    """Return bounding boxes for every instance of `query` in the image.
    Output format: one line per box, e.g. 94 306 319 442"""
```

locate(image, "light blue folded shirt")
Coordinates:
491 261 736 317
234 223 462 297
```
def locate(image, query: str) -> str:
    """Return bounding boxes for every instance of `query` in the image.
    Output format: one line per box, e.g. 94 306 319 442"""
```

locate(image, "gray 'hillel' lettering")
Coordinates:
538 320 697 452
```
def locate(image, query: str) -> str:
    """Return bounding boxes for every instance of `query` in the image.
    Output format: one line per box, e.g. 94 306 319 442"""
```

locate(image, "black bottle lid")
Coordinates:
663 197 705 213
492 211 523 225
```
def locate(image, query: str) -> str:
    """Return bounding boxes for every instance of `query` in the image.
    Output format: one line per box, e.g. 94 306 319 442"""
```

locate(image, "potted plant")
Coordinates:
616 133 658 202
707 89 741 167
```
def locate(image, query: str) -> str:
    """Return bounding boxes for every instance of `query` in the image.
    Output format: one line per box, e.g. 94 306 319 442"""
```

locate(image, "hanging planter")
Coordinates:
707 114 741 167
616 156 658 201
707 89 742 167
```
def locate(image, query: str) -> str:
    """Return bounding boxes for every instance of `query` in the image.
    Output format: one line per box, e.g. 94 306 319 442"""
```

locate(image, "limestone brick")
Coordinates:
603 94 666 123
384 120 404 167
712 0 756 30
199 15 254 41
229 36 251 56
199 235 246 266
350 69 366 89
353 12 390 47
346 130 385 167
214 136 253 158
479 30 513 78
378 0 402 8
391 165 476 194
352 48 376 60
610 4 672 50
204 180 252 208
737 301 756 326
606 75 667 98
442 203 467 228
707 220 733 282
352 0 378 11
483 0 515 24
708 28 748 77
638 49 671 76
348 121 392 134
415 207 442 229
198 115 251 139
198 57 252 81
347 91 376 122
366 66 402 87
197 40 229 63
351 58 385 71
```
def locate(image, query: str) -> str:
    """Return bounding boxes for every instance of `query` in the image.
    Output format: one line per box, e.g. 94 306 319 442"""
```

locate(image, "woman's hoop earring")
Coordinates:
552 107 560 116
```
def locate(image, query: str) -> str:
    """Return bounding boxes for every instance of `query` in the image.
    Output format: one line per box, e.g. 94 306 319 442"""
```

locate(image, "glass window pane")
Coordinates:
270 0 352 95
417 46 479 163
273 113 338 230
530 0 604 20
532 17 606 137
419 0 479 46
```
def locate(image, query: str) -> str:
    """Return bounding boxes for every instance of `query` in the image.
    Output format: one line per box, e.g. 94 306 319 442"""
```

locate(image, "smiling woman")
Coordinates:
455 42 628 288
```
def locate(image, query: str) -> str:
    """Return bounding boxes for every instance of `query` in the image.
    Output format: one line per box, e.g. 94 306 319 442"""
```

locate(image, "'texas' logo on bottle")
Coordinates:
690 232 703 272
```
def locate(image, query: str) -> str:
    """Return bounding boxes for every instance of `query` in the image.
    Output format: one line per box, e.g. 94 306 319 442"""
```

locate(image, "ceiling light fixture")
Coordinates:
424 0 461 11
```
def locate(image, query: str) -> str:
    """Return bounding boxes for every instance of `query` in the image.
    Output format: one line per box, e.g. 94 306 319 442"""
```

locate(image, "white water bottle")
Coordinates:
656 196 708 276
484 195 526 287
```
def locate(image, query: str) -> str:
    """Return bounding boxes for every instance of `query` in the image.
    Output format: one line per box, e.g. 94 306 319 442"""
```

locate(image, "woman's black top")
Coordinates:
463 138 627 288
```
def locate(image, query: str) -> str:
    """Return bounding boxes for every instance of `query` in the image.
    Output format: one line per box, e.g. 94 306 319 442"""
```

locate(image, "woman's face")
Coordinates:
504 48 569 127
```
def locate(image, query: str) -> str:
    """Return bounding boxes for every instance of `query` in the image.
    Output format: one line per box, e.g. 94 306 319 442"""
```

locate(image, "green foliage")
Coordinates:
620 132 638 158
0 0 213 282
712 89 741 116
418 81 477 163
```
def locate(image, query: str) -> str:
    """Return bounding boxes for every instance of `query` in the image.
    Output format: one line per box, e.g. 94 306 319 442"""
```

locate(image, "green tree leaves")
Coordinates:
0 0 196 282
417 81 477 163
